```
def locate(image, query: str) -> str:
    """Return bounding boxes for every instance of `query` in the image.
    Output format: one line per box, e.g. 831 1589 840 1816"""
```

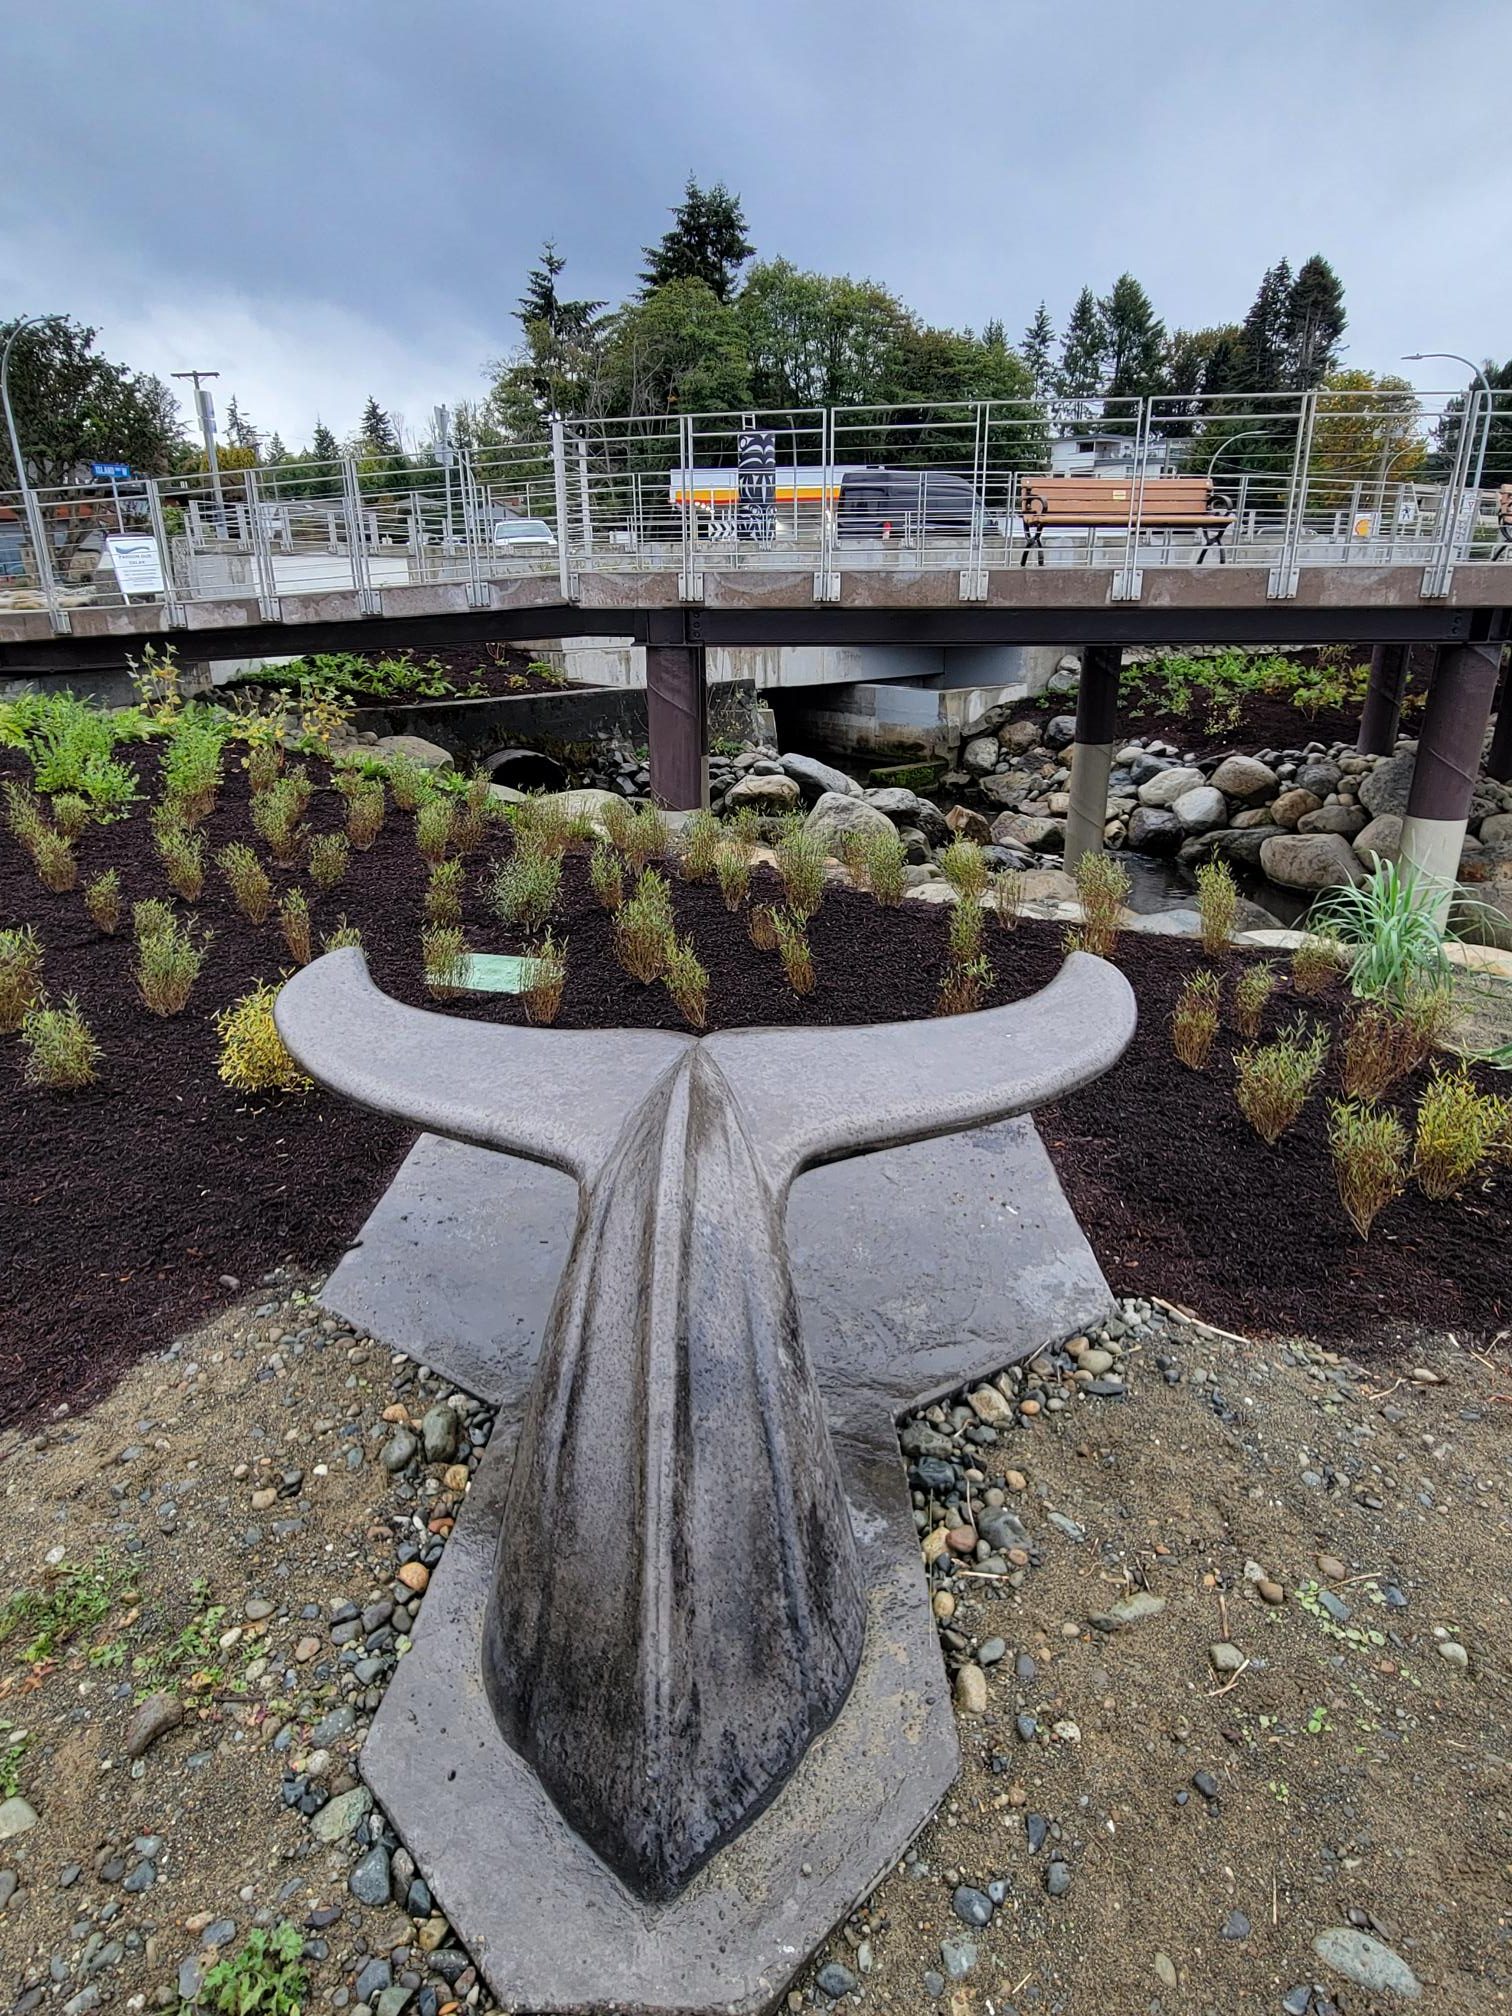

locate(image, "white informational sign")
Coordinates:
104 534 166 596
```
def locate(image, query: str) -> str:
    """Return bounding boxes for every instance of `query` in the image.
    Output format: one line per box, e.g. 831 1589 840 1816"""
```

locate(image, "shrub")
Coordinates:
775 827 826 920
161 717 224 824
665 936 709 1029
1328 1100 1407 1238
600 796 636 856
1232 960 1277 1040
1234 1024 1329 1143
0 926 44 1032
623 804 671 872
323 919 363 951
948 896 985 965
1395 977 1456 1075
1412 1067 1507 1201
386 756 429 812
1339 1001 1411 1102
939 840 989 902
422 924 468 998
521 932 567 1025
251 779 306 865
415 798 455 866
856 827 906 906
52 792 90 840
614 872 676 984
513 797 573 859
490 843 562 935
424 858 464 925
991 868 1025 929
84 869 122 936
19 995 101 1090
679 811 722 883
345 783 385 851
1170 968 1221 1069
33 829 77 893
728 806 763 850
308 832 350 891
3 778 49 857
715 842 750 911
749 903 780 952
1290 934 1344 997
454 777 494 855
772 910 814 995
134 911 211 1016
937 955 990 1017
278 888 312 967
246 742 283 796
132 898 176 944
1310 856 1448 1003
156 824 205 901
589 842 624 912
1071 850 1130 960
217 843 272 925
215 982 308 1095
1195 858 1238 956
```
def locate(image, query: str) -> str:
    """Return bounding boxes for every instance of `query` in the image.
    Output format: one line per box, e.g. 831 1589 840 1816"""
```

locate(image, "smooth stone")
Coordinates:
1270 786 1324 829
1171 785 1228 834
310 1786 373 1843
939 1936 977 1979
381 1429 419 1473
0 1799 38 1840
954 1664 988 1715
952 1885 994 1928
419 1405 459 1464
816 1961 859 1999
1125 805 1184 856
1221 1910 1250 1940
802 790 895 851
779 753 860 801
1137 765 1205 809
1045 1861 1071 1897
1438 1639 1469 1668
1353 812 1403 864
1313 1927 1422 2000
1208 754 1278 804
125 1693 183 1760
1259 832 1365 891
1209 1642 1246 1674
725 772 801 811
1358 754 1416 819
1154 1953 1178 1990
1088 1591 1166 1630
375 735 453 772
348 1844 392 1907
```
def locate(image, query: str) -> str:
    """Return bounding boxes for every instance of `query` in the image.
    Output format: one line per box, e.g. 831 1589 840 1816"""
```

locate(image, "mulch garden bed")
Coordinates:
2 746 1508 1436
221 644 577 703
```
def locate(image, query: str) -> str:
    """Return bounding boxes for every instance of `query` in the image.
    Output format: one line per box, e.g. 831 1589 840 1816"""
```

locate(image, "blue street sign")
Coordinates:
91 462 132 480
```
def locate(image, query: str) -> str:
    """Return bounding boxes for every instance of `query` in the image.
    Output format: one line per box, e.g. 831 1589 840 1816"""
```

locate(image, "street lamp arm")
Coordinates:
1 312 66 495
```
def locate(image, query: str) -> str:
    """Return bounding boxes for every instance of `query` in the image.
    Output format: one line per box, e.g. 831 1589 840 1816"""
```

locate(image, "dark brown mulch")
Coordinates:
222 644 576 704
1 747 1508 1436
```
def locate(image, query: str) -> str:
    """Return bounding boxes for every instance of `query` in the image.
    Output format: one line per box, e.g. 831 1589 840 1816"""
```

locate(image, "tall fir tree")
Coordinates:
639 178 754 303
222 394 259 452
1059 286 1108 414
1234 260 1294 395
1100 274 1165 402
1021 302 1056 400
517 240 605 340
1285 254 1346 388
359 397 398 456
264 431 289 464
309 420 340 463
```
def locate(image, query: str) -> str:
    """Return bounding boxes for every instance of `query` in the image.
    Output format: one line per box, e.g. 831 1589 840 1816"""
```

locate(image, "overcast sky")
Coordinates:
2 0 1505 448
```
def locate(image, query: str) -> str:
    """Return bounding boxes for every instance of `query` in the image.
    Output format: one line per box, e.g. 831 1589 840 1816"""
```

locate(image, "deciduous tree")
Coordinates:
0 315 183 488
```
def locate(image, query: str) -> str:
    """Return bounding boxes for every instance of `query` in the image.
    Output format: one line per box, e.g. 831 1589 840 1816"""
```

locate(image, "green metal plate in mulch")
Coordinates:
460 954 530 994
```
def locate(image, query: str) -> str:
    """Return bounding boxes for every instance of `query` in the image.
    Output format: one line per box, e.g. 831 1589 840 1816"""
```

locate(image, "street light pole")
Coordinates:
1 313 67 606
172 368 225 526
1403 350 1493 499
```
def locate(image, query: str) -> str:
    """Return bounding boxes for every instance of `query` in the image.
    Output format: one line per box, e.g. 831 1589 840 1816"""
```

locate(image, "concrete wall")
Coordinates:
561 636 1069 695
771 679 1023 763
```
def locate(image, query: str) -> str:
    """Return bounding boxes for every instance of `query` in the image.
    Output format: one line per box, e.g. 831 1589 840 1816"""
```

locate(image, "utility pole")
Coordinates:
172 368 224 527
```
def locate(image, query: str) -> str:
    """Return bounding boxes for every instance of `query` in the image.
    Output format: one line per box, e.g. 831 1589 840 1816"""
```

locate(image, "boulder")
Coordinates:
1230 806 1276 829
1297 803 1367 837
1171 785 1228 834
779 752 860 801
726 772 801 811
1219 824 1286 870
1270 786 1323 829
957 702 1017 742
945 805 994 844
1359 754 1415 819
896 827 932 865
1126 805 1184 856
1295 760 1342 798
802 790 895 852
1043 714 1078 750
913 800 952 847
487 782 530 807
376 734 453 770
998 719 1042 754
1129 751 1177 786
990 811 1064 853
1208 754 1279 805
961 736 1001 776
1479 810 1512 848
1260 832 1366 891
1352 813 1402 864
978 771 1034 808
1137 765 1206 809
865 786 922 820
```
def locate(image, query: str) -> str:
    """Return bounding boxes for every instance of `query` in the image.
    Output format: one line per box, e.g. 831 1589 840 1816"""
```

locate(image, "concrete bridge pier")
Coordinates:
1357 643 1410 756
645 617 709 813
1488 651 1512 785
1064 645 1123 872
1399 637 1505 927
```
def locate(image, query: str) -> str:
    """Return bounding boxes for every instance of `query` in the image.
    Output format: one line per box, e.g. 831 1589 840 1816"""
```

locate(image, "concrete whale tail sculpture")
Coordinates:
276 947 1136 1901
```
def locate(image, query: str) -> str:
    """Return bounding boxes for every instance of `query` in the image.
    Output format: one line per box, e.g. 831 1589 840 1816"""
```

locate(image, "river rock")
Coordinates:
1126 806 1184 856
1359 753 1416 818
1044 714 1078 749
1219 824 1286 869
1353 813 1403 864
803 790 894 850
1089 1590 1166 1630
945 805 993 844
1137 765 1206 809
1313 1927 1422 2000
866 786 922 819
375 735 453 771
1172 785 1228 833
955 1664 989 1715
779 752 860 800
1297 803 1367 837
1481 811 1512 847
962 736 1001 775
126 1694 184 1760
1260 832 1366 891
1295 760 1342 797
999 719 1042 754
990 812 1064 852
1270 786 1324 829
726 772 801 811
1209 754 1279 804
978 769 1034 807
0 1798 38 1840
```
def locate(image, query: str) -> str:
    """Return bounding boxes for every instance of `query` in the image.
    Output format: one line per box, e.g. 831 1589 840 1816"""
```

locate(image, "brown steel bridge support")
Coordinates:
1356 642 1409 756
1488 649 1512 785
1064 645 1123 871
645 621 709 812
1399 638 1504 929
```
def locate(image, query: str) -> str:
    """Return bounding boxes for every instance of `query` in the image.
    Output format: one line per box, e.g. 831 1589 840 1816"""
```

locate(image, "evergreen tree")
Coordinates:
980 317 1007 351
1058 287 1108 415
264 431 289 464
508 240 607 423
1021 302 1055 400
640 178 754 303
310 420 340 463
359 397 398 455
517 240 605 340
1285 254 1346 388
222 394 259 452
1234 260 1294 395
1100 273 1165 402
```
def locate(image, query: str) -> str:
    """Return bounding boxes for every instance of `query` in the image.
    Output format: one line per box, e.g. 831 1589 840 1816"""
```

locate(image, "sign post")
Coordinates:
92 462 132 534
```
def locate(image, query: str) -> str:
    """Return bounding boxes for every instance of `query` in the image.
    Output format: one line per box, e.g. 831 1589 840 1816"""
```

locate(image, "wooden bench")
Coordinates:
1017 475 1234 566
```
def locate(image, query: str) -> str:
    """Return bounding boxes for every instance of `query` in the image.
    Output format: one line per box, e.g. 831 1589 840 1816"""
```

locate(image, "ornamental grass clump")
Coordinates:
514 796 573 859
322 919 363 952
1195 858 1238 956
246 741 283 796
0 925 44 1032
1395 977 1456 1075
19 995 101 1090
84 869 122 935
161 719 224 825
217 843 273 925
948 896 985 966
215 981 308 1095
1412 1067 1508 1201
937 954 990 1017
133 908 211 1016
679 811 722 883
623 804 671 872
490 841 562 936
1310 856 1448 1004
775 827 826 921
771 909 814 995
52 793 90 840
1328 1100 1408 1239
1339 1000 1413 1102
422 924 468 999
386 756 429 812
1170 969 1222 1069
589 842 624 912
3 778 49 857
664 936 710 1029
1234 1023 1329 1144
156 823 205 902
613 870 676 984
1232 960 1277 1040
424 857 464 926
856 826 906 906
1070 850 1130 960
415 798 455 866
1291 933 1344 997
521 932 567 1026
308 831 350 891
990 868 1025 930
728 806 763 850
454 777 495 855
939 840 989 903
251 779 307 866
278 888 312 967
345 783 385 851
33 828 77 893
714 842 750 912
749 903 780 952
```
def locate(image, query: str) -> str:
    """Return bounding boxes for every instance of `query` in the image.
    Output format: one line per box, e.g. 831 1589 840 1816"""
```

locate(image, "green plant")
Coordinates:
454 776 495 854
278 889 312 967
1 1724 26 1798
424 857 465 925
322 919 363 952
188 1922 308 2016
307 832 349 891
1290 933 1344 997
0 925 44 1031
491 842 563 935
623 804 671 872
415 798 455 866
1233 960 1277 1039
749 903 780 952
1196 858 1239 956
665 936 709 1029
772 910 814 995
3 777 49 856
614 871 676 983
855 826 906 905
775 826 826 920
990 867 1025 929
21 692 140 817
251 779 307 866
157 823 206 901
589 842 625 912
422 924 468 998
1309 858 1453 1004
294 681 354 754
0 1553 128 1662
132 898 176 943
33 827 76 893
937 955 990 1016
84 868 122 935
1235 1024 1329 1144
246 741 283 796
216 983 308 1095
134 911 211 1016
521 932 567 1026
1071 850 1130 959
714 842 750 911
1291 646 1371 721
345 782 385 851
19 994 102 1089
513 796 574 858
1113 647 1305 734
1339 1000 1415 1102
939 840 989 902
1328 1100 1408 1238
1170 969 1221 1069
948 895 985 965
51 791 90 839
161 716 226 824
386 755 430 811
217 844 273 925
1412 1066 1508 1201
678 811 722 883
728 806 763 850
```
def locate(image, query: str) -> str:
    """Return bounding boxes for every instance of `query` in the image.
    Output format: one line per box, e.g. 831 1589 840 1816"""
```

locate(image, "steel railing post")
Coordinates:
340 457 377 613
1268 393 1313 599
816 408 838 601
962 400 988 599
19 487 65 632
1112 400 1148 599
144 478 184 626
550 419 576 601
242 468 281 621
677 414 701 602
458 449 487 607
1423 388 1484 599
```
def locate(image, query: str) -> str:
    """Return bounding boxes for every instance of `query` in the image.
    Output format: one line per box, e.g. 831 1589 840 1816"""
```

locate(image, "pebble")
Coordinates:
977 1637 1006 1666
348 1844 392 1907
939 1935 977 1978
954 1664 988 1715
0 1797 38 1840
125 1694 183 1760
1313 1926 1422 1999
310 1787 373 1843
1154 1952 1177 1990
815 1962 858 1999
382 1430 419 1473
1221 1910 1250 1940
951 1885 993 1927
420 1405 460 1463
1437 1639 1469 1669
1209 1642 1246 1674
1089 1590 1166 1630
1045 1860 1071 1897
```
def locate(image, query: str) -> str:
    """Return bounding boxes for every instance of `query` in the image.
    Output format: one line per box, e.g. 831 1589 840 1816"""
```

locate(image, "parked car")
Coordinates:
492 517 557 550
836 467 994 539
